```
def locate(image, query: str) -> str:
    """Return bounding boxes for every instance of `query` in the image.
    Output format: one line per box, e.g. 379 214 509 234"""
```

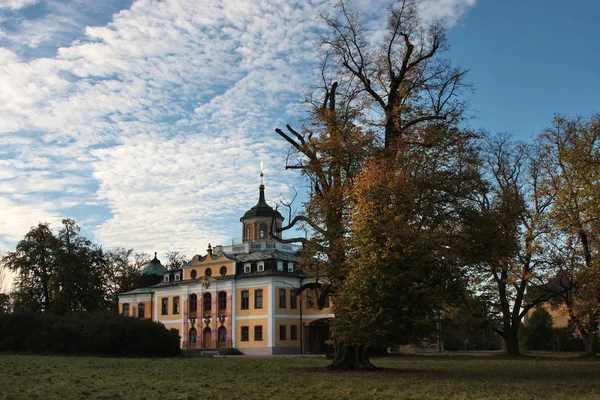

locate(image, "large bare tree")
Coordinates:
274 0 472 369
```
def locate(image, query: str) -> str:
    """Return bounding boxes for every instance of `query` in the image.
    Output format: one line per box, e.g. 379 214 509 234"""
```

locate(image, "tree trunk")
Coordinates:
582 332 597 358
502 328 521 357
329 343 376 370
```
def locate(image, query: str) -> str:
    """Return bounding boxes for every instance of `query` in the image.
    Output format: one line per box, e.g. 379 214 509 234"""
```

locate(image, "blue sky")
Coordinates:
0 0 598 268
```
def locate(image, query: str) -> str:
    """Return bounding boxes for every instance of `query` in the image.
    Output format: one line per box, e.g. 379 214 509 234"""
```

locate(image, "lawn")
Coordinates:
1 353 599 399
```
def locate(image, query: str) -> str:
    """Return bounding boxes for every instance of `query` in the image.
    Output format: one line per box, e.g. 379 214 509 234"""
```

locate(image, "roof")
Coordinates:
119 287 155 295
231 250 299 263
241 184 283 221
142 253 166 276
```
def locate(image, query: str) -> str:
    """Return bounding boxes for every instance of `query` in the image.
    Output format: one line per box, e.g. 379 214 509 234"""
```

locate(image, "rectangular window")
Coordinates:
174 273 180 281
323 295 330 308
122 303 130 317
257 261 264 272
138 303 145 319
277 261 283 271
244 263 251 273
241 326 249 341
306 292 316 309
173 296 180 314
161 298 168 315
279 325 287 341
287 262 294 272
254 289 263 309
241 290 249 310
290 290 297 309
279 288 286 308
291 325 298 341
254 326 263 341
164 275 170 282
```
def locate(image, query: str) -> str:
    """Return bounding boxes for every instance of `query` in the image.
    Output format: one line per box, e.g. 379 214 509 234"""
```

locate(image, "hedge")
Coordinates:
0 312 180 357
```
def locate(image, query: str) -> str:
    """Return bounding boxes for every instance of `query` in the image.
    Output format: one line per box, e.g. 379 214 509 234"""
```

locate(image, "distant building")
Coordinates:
118 172 332 355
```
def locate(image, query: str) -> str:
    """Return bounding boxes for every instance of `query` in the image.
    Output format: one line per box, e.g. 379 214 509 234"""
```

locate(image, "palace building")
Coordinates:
118 172 332 355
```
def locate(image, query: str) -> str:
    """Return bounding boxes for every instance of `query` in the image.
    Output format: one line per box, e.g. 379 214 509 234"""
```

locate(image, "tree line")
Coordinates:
272 0 600 369
0 219 188 314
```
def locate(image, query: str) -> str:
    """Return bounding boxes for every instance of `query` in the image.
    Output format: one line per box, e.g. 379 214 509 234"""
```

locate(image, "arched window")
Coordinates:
205 268 212 277
190 270 197 279
189 293 197 313
259 223 268 239
245 225 252 240
203 292 212 312
220 266 227 276
218 291 227 311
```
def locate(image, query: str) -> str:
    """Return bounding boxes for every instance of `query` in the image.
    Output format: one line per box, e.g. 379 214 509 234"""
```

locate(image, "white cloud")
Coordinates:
0 0 476 256
0 48 19 64
418 0 476 26
0 0 38 10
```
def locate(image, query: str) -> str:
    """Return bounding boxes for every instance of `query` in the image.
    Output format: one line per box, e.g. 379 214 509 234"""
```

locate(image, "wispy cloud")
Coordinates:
0 0 476 256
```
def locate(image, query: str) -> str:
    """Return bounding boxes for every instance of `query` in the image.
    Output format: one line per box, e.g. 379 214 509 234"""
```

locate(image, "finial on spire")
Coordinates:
260 161 264 186
154 252 157 259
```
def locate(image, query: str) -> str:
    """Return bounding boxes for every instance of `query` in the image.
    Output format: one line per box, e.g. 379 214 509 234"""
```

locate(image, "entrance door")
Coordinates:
189 328 197 349
218 327 227 348
203 327 212 348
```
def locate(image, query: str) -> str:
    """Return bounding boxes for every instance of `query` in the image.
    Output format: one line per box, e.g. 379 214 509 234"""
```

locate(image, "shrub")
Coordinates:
0 312 180 357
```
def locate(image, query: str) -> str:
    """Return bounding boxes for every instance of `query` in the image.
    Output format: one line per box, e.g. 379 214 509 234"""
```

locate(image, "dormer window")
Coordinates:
257 261 264 272
287 263 294 273
174 273 180 282
244 263 251 273
277 261 283 272
164 275 170 283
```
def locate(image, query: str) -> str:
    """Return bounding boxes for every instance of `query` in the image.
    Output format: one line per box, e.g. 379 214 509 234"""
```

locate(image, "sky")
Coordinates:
0 0 599 265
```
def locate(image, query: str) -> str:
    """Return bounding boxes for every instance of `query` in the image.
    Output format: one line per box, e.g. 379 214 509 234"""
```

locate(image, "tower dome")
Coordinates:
139 252 166 288
240 164 284 242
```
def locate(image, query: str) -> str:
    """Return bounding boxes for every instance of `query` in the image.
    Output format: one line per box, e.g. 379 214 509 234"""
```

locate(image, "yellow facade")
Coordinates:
236 318 269 349
275 318 301 347
236 286 268 317
156 294 183 322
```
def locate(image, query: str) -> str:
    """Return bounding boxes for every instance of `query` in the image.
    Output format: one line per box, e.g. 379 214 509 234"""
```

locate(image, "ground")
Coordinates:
0 353 599 399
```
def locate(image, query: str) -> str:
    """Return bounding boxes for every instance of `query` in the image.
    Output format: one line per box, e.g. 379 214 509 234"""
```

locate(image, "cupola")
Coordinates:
240 162 284 242
139 252 166 288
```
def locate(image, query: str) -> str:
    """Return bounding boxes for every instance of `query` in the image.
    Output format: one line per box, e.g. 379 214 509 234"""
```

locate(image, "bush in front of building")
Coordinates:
0 312 180 357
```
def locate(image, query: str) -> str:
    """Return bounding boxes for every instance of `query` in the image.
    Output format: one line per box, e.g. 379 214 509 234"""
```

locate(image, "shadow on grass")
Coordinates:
299 353 600 385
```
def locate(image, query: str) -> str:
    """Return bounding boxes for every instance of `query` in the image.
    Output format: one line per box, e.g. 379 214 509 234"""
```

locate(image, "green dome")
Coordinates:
142 253 165 276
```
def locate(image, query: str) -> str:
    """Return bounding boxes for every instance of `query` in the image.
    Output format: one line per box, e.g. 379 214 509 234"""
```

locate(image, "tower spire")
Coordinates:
258 161 266 204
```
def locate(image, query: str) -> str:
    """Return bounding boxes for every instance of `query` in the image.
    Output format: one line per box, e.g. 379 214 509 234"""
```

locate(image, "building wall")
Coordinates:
275 317 302 347
185 254 235 280
157 294 183 323
236 286 268 317
236 317 269 349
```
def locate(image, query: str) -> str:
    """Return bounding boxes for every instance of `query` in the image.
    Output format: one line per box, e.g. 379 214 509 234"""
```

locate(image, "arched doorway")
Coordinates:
189 327 197 349
218 326 227 348
203 327 212 348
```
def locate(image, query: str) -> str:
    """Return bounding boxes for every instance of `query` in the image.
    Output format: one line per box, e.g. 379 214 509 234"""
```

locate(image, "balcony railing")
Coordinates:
213 240 302 255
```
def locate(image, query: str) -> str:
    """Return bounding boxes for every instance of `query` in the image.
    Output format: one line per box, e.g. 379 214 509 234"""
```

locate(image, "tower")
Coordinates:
239 162 284 243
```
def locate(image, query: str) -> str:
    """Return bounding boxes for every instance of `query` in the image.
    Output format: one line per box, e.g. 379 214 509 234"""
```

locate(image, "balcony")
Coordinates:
214 240 302 255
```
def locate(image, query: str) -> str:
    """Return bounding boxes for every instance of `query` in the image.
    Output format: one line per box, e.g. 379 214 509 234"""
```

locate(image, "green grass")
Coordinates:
1 353 599 399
